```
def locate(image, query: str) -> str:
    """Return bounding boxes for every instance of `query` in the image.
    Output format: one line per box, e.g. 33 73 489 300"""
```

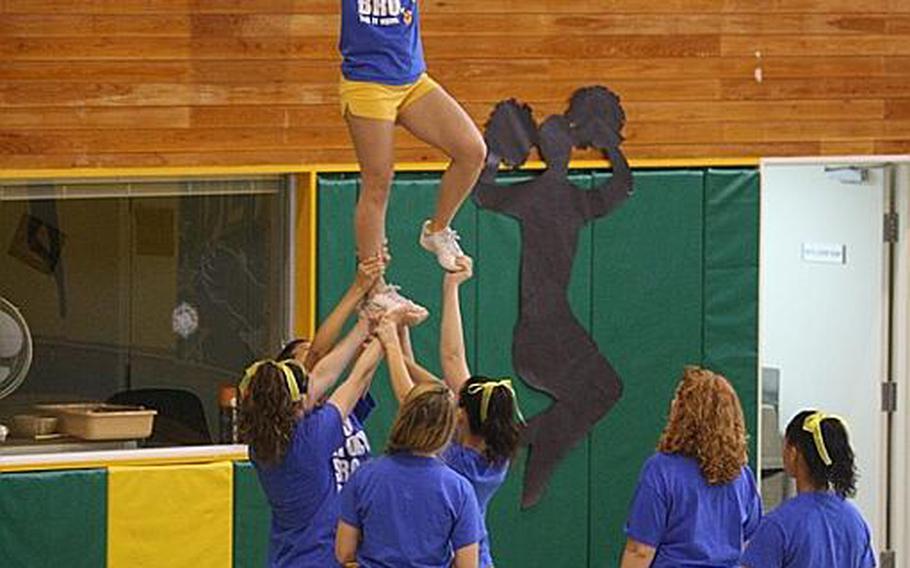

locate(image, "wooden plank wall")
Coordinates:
1 0 909 170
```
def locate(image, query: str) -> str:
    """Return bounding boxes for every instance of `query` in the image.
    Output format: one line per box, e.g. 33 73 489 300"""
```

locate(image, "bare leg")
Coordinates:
398 87 486 233
346 113 397 260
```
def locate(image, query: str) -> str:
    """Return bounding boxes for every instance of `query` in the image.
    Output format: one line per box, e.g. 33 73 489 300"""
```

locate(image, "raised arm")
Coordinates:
327 338 383 419
305 255 385 369
440 256 473 392
307 318 371 404
398 324 443 386
376 318 415 404
584 143 633 221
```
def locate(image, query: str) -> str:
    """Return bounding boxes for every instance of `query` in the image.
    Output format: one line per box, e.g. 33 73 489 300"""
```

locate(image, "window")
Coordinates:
0 176 291 453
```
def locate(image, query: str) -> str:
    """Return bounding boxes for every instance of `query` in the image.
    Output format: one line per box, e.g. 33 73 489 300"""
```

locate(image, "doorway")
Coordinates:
759 157 910 566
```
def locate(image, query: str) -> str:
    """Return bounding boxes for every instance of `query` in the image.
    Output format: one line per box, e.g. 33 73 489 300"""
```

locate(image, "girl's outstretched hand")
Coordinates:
355 254 386 293
445 255 474 286
375 317 399 346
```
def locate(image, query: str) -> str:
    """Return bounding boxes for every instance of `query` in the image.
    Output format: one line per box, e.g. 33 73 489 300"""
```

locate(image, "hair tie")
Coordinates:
466 379 526 425
239 359 304 402
802 411 845 466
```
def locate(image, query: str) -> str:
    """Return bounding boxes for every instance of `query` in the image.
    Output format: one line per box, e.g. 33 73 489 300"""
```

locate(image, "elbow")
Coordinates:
440 349 464 371
336 542 356 565
621 539 655 567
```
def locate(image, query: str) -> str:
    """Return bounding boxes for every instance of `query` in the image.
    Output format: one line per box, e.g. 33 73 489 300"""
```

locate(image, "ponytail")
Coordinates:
785 410 857 498
459 376 523 464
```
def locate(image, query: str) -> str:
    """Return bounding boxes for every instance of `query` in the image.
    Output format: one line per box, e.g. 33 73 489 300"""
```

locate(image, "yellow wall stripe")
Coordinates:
108 461 233 568
308 171 318 338
293 172 318 340
0 157 760 181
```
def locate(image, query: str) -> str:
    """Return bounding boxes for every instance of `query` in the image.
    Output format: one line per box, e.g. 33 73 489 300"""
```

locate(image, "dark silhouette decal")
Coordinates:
474 86 633 508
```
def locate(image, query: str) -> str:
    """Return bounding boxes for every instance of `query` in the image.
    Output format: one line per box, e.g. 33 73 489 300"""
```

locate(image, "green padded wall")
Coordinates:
703 169 761 464
316 168 759 567
316 174 360 326
233 461 270 568
588 170 706 565
0 469 107 568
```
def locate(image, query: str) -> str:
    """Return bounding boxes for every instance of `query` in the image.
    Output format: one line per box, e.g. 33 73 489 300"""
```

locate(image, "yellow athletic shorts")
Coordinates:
339 74 439 121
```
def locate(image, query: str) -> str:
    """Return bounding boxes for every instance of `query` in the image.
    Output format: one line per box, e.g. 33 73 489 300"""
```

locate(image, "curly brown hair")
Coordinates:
657 366 748 485
238 361 299 466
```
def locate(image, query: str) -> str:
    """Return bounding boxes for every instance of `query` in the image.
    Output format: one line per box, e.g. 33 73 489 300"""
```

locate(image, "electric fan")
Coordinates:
0 296 32 401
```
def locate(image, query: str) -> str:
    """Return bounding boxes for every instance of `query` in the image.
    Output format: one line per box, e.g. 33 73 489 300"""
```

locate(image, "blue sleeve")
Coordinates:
742 467 763 540
353 393 376 423
859 521 877 568
339 471 362 528
451 480 482 551
624 460 668 547
741 519 786 568
307 403 345 460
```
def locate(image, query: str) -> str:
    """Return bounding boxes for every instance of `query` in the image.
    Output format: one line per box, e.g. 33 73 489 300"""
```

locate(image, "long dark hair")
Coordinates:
238 361 304 466
786 410 857 498
459 376 521 464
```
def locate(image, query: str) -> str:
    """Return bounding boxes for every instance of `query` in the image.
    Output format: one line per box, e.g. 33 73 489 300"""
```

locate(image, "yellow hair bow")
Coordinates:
802 411 845 466
466 379 526 424
238 359 303 402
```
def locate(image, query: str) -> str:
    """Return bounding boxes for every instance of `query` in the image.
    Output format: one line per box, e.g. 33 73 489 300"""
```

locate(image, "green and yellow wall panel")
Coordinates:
0 166 759 568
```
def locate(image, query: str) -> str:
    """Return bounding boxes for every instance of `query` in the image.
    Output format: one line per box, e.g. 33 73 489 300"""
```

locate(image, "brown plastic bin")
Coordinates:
35 403 157 440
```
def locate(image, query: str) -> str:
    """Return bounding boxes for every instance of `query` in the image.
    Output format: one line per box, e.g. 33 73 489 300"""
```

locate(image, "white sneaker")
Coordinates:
419 220 464 272
362 284 428 326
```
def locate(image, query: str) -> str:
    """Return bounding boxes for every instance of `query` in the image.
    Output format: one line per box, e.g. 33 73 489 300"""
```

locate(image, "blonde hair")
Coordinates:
387 383 456 455
657 366 748 485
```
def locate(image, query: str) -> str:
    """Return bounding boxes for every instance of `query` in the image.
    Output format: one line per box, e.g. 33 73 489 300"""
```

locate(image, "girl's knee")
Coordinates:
453 135 487 172
359 168 394 201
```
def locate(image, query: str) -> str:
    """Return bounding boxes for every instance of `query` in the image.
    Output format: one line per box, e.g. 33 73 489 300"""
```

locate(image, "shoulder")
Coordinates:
349 454 385 481
764 495 811 528
295 404 342 437
441 443 476 469
303 403 342 426
443 469 479 510
840 497 873 530
438 460 473 488
736 465 760 489
441 442 466 461
640 452 694 479
749 513 789 547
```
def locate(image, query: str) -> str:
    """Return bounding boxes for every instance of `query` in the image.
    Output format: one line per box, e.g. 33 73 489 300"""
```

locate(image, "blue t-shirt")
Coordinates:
625 452 762 567
441 443 508 568
332 394 375 492
741 492 876 568
340 453 483 567
340 0 426 84
253 401 372 568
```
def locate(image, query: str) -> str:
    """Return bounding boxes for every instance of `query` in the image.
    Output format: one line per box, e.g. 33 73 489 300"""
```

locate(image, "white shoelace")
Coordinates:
440 228 461 251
